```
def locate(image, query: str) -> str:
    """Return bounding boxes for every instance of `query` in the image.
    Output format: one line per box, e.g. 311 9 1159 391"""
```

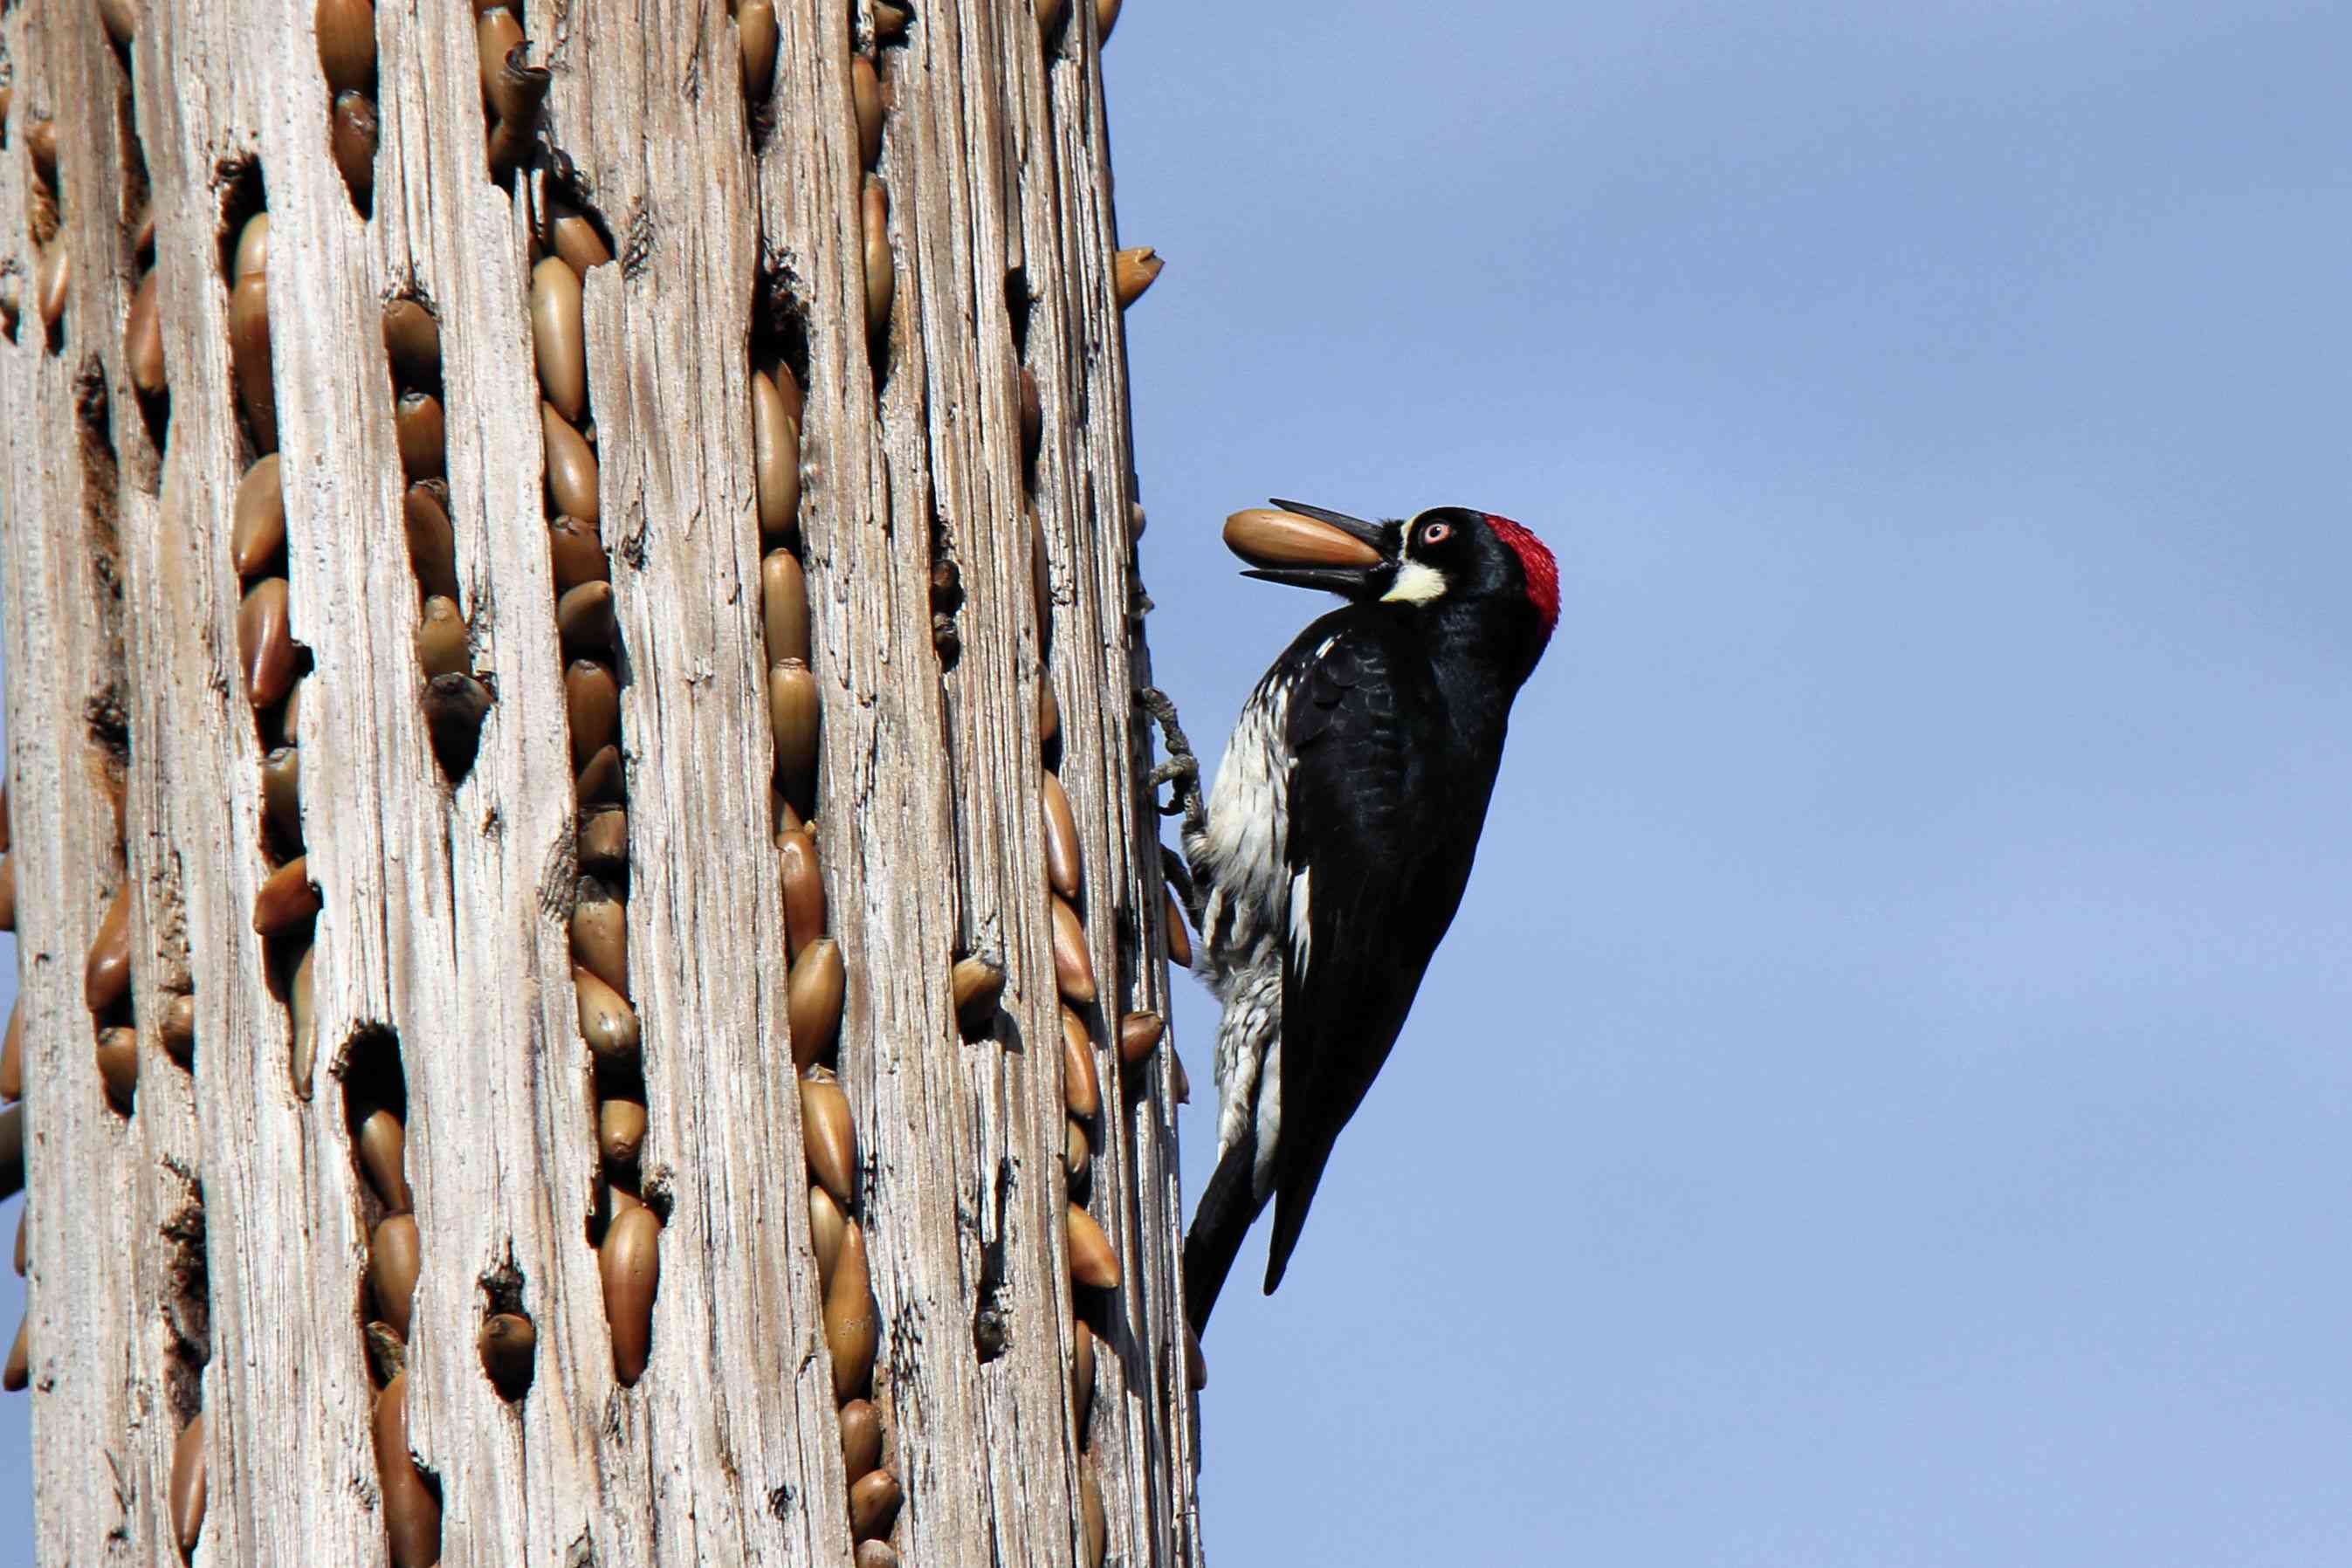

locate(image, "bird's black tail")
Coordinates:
1184 1137 1268 1334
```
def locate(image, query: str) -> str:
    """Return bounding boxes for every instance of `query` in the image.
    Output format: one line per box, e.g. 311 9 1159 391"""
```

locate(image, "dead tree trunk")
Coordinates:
0 0 1198 1561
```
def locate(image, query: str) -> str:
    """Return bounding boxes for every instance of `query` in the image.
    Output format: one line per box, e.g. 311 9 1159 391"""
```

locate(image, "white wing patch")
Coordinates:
1288 868 1312 970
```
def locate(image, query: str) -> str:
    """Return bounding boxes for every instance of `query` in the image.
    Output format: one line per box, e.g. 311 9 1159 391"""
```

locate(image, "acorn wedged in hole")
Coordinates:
787 936 843 1069
0 1105 19 1201
739 0 778 97
840 1398 884 1483
1162 882 1193 969
479 1312 535 1400
94 1027 138 1114
1063 1115 1088 1177
543 402 601 522
849 1468 901 1543
33 247 68 337
370 1212 422 1337
575 744 624 804
125 268 164 394
767 659 818 808
316 0 378 93
355 1107 412 1213
1081 1467 1107 1568
808 1184 846 1297
1118 1010 1163 1066
574 965 640 1065
230 271 277 450
851 55 883 168
1097 0 1122 43
1019 368 1042 463
856 1544 901 1568
1042 771 1082 899
950 955 1004 1034
255 740 300 843
290 943 319 1098
530 256 587 423
160 994 197 1066
548 515 609 595
566 659 620 771
168 1410 206 1552
253 856 320 936
752 375 802 540
232 454 286 576
874 1 910 38
1062 1007 1099 1118
382 299 440 389
0 856 17 934
237 577 296 708
1049 894 1096 1004
760 547 809 665
1069 1317 1096 1440
571 877 628 995
798 1066 856 1207
332 92 380 203
777 825 824 963
598 1095 646 1166
823 1218 877 1401
85 884 134 1014
1066 1202 1118 1289
579 804 627 871
403 482 461 601
396 390 447 480
1112 246 1161 308
232 213 271 281
1222 506 1385 572
861 175 893 345
475 6 522 104
423 673 494 769
416 595 469 678
373 1374 443 1568
601 1203 660 1385
558 580 618 653
550 205 612 275
1186 1322 1207 1390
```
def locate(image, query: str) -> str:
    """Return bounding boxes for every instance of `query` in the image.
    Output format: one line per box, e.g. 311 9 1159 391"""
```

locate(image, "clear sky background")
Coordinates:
5 0 2350 1558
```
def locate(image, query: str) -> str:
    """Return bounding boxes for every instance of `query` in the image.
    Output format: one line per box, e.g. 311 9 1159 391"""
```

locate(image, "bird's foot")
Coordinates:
1138 684 1207 836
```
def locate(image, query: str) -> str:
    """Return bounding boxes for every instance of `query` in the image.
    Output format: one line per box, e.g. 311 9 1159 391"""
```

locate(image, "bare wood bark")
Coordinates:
1 0 1200 1563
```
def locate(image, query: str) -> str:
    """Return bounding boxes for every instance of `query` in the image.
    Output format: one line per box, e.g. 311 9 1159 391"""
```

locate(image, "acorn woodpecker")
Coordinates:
1175 499 1558 1332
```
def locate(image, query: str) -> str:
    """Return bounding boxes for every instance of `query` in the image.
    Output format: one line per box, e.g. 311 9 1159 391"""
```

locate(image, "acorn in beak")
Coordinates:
1222 499 1393 597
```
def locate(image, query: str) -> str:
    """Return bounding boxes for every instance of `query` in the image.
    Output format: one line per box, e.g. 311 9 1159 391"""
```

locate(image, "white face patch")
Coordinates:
1381 559 1448 605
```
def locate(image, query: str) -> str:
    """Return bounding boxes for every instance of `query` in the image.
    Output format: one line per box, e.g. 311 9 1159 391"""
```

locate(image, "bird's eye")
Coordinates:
1420 521 1452 547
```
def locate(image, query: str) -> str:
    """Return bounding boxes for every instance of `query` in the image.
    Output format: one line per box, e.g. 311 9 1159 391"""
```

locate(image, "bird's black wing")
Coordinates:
1260 624 1442 1296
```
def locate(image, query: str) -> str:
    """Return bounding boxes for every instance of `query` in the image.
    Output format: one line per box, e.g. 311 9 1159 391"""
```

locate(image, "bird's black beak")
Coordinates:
1234 499 1395 599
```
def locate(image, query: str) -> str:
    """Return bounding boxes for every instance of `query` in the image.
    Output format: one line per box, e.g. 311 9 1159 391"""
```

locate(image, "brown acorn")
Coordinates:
550 206 612 275
874 1 910 38
1050 895 1097 1005
1170 1049 1190 1104
574 965 641 1065
598 1095 647 1166
31 246 65 336
1065 1201 1118 1289
160 993 197 1066
253 856 320 936
1081 1466 1106 1567
1042 771 1082 899
395 390 446 480
1035 0 1065 36
808 1183 846 1297
1185 1322 1207 1390
355 1107 412 1213
0 997 15 1103
3 1313 24 1392
1112 245 1161 308
739 0 778 97
1029 502 1053 633
571 876 628 995
566 659 620 772
237 576 296 709
1069 1317 1096 1438
330 91 379 202
370 1212 422 1337
851 55 884 168
0 854 14 933
574 744 624 804
1162 883 1192 968
760 546 811 671
0 1105 18 1200
1061 1007 1099 1119
823 1218 877 1401
1118 1009 1164 1066
85 884 134 1014
854 1548 898 1568
530 256 588 423
558 580 618 651
316 0 378 93
860 175 893 344
99 0 138 47
289 942 318 1098
478 1311 536 1400
787 936 844 1069
547 515 609 595
373 1374 443 1568
125 268 165 394
169 1412 205 1553
601 1203 661 1386
415 595 469 677
402 482 461 601
93 1026 138 1114
799 1066 857 1207
950 954 1004 1033
543 401 601 522
1019 367 1042 463
422 673 493 759
777 826 824 963
1222 506 1384 572
767 659 819 808
840 1397 884 1482
849 1468 902 1543
1063 1114 1088 1177
232 213 271 281
1096 0 1122 41
1128 500 1147 544
1040 673 1061 750
475 6 523 105
578 803 628 870
381 299 439 389
230 270 277 450
232 454 287 576
752 374 802 538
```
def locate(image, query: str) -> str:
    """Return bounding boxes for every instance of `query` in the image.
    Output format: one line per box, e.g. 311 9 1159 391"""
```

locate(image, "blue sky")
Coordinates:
5 0 2349 1558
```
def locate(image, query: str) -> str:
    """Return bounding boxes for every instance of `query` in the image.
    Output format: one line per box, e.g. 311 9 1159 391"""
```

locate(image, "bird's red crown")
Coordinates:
1483 514 1558 637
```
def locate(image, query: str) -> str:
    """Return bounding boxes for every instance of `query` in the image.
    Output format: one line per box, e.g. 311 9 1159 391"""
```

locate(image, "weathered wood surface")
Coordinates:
0 0 1199 1562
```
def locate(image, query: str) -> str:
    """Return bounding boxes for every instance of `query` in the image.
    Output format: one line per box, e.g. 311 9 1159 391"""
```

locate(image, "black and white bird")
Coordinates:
1177 499 1558 1332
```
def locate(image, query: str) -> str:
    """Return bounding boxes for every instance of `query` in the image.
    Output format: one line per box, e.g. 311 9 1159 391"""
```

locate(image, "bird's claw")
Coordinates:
1138 684 1207 837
